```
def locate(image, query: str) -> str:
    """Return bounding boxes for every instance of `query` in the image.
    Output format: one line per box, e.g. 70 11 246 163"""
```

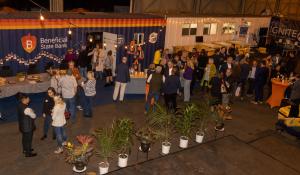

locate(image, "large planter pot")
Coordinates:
179 136 189 148
73 161 87 173
195 131 204 143
99 162 109 175
162 141 171 155
140 142 151 153
118 154 128 168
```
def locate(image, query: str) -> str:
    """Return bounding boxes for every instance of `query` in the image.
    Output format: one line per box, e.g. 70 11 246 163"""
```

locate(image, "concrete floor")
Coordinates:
0 93 300 175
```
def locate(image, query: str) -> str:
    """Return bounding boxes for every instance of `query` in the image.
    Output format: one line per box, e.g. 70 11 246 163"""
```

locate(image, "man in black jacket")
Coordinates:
164 68 181 112
17 93 37 157
77 45 89 79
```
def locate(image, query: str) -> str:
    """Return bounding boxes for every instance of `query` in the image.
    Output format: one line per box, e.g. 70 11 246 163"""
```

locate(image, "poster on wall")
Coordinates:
269 16 300 44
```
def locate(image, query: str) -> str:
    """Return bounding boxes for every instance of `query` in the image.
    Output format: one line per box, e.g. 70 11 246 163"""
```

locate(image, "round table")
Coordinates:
267 79 289 108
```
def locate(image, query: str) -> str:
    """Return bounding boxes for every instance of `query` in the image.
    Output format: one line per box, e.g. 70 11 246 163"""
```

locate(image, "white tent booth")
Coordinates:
165 16 271 54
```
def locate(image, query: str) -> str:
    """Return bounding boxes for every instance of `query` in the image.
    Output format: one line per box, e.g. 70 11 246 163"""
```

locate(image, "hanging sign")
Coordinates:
148 32 158 44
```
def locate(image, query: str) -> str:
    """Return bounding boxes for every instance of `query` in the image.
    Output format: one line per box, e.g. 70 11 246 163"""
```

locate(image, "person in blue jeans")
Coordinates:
52 95 67 154
82 71 96 117
145 66 163 113
40 87 56 140
59 69 77 122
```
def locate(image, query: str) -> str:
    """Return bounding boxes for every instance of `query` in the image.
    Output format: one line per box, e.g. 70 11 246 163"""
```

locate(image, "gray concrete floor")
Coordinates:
0 93 300 175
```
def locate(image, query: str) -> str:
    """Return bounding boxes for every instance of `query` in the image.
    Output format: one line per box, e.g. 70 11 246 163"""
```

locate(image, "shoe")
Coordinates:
62 142 67 146
76 106 83 111
25 152 37 157
224 115 233 120
251 101 258 105
40 135 47 140
113 99 117 103
215 124 225 132
144 111 148 115
23 149 34 154
258 101 263 104
54 147 63 154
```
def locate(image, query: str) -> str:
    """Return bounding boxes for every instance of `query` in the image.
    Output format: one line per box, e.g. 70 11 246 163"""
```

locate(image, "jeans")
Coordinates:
83 96 94 116
64 97 76 122
79 67 87 79
184 79 192 102
254 83 264 102
43 114 55 137
95 71 103 80
113 81 127 101
222 93 230 106
145 91 160 112
76 86 85 108
54 126 67 147
22 131 33 153
247 78 255 95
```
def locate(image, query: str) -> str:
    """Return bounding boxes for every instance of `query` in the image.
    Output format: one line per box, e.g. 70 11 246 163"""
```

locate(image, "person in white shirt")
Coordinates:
52 95 67 154
247 60 258 96
89 43 105 79
59 69 77 122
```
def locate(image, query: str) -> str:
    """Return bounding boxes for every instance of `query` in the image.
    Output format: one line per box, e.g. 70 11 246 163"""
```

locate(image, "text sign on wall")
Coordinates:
269 17 300 42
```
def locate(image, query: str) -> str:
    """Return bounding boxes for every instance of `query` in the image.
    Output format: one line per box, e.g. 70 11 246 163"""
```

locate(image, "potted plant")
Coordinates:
148 103 174 155
135 126 157 153
113 118 135 168
194 99 212 143
175 103 198 148
65 135 94 173
94 127 117 175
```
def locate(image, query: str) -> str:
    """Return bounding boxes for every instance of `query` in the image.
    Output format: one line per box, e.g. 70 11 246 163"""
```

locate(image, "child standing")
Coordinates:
201 58 216 92
82 71 96 117
52 95 67 154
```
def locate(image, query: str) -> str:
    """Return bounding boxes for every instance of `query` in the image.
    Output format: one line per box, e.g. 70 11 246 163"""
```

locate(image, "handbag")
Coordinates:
64 111 71 120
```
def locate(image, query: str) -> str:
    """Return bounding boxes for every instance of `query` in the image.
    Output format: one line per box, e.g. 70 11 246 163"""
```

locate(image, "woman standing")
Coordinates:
104 50 114 86
52 95 67 154
82 71 96 117
201 58 216 92
40 87 56 140
183 60 194 102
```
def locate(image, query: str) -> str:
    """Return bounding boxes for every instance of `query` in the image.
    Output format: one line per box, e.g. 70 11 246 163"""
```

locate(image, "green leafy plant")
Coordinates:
148 103 174 142
64 135 94 165
175 103 199 137
94 127 117 163
113 118 135 155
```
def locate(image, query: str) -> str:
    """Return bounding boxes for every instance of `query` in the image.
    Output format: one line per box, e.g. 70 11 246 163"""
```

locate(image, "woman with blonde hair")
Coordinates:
201 58 216 92
52 95 67 154
183 60 194 102
82 71 96 117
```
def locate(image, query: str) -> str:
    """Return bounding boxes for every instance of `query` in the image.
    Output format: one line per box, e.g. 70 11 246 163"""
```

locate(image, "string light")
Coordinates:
39 10 44 21
103 43 107 47
68 28 72 35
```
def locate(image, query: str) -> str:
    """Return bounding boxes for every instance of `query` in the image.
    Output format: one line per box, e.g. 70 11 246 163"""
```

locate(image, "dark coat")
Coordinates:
164 75 181 94
115 63 130 83
18 104 35 133
255 67 269 85
42 95 54 116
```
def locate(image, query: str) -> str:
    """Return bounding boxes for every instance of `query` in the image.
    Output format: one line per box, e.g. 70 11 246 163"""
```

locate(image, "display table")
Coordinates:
0 73 50 98
267 79 289 108
125 74 146 94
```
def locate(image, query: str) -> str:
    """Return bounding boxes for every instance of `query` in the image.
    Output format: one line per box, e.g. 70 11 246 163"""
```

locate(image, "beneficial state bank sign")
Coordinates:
21 33 68 53
269 16 300 42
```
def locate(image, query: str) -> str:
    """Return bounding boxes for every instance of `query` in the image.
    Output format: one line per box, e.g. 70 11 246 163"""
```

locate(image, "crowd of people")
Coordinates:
16 43 300 158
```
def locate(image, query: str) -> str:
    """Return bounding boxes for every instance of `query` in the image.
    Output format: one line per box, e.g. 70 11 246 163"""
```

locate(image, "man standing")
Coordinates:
289 75 300 118
113 57 130 102
145 66 163 113
252 61 269 104
77 45 89 79
17 93 37 157
59 69 77 122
